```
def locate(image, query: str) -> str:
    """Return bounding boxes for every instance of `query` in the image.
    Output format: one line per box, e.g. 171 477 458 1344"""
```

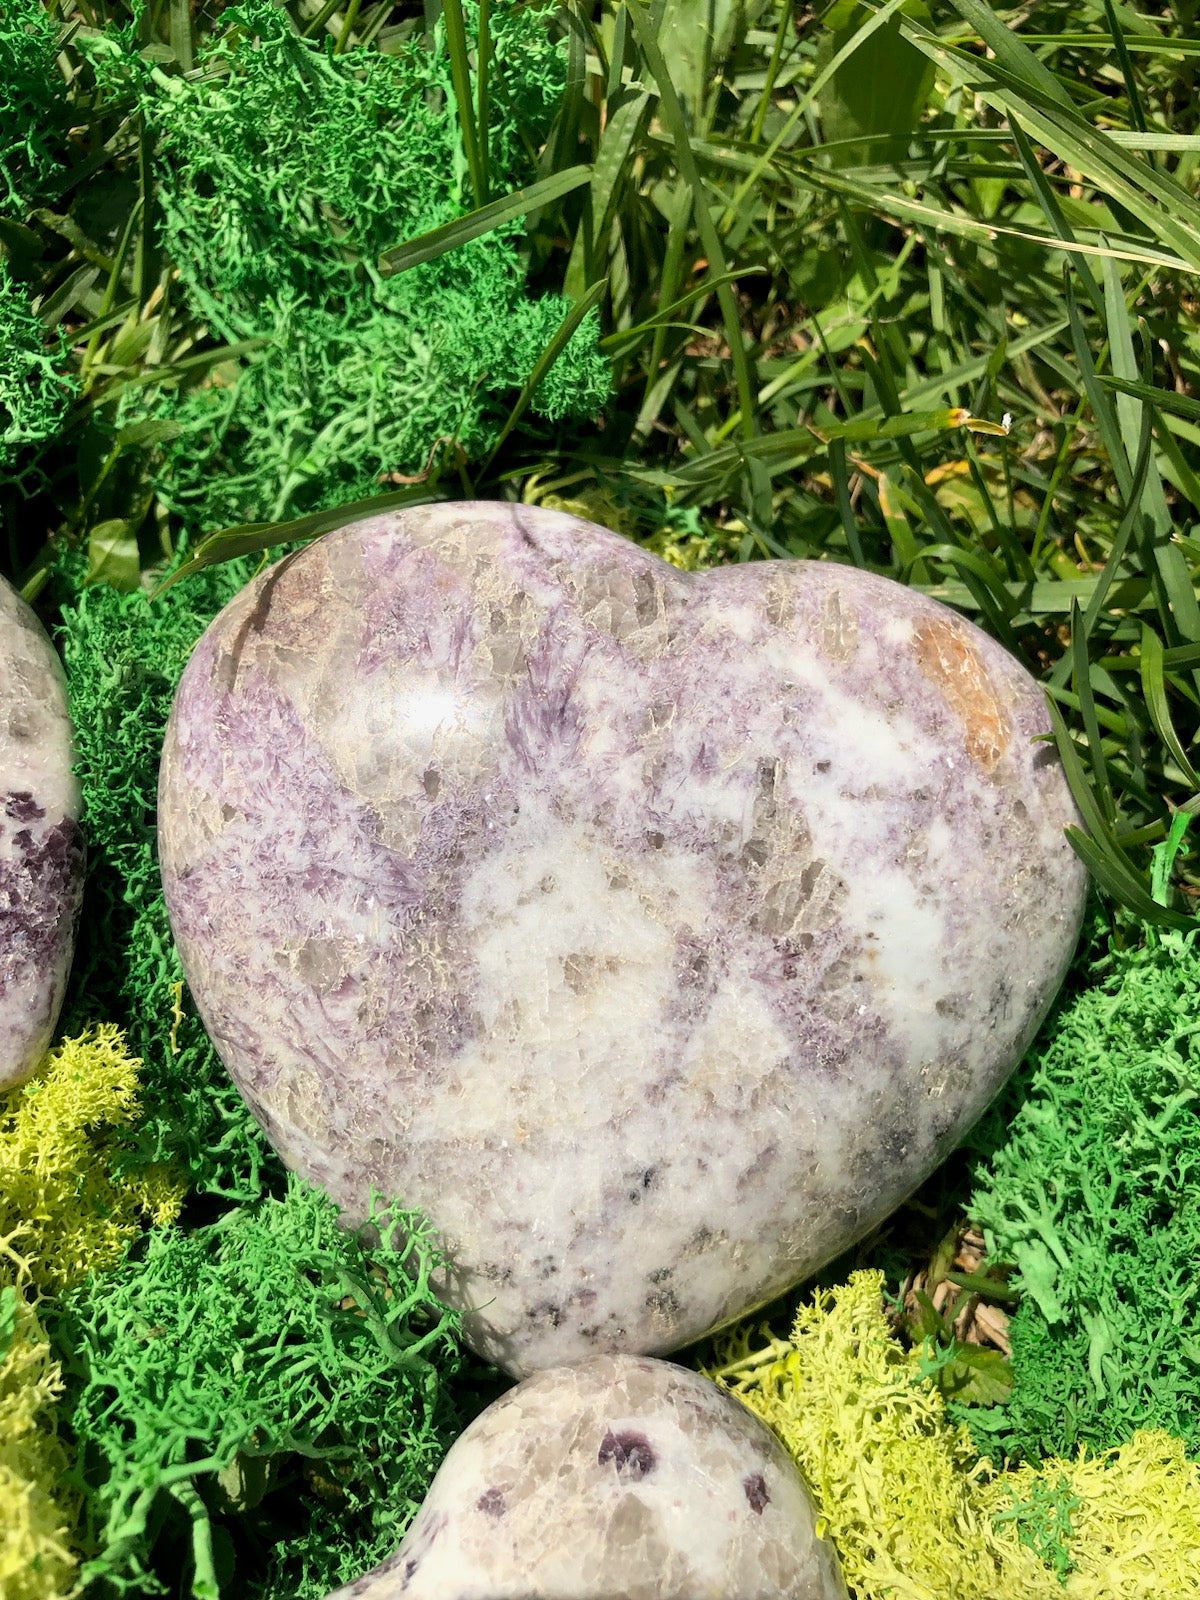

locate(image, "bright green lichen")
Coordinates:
710 1270 1200 1599
56 553 282 1200
0 1025 184 1298
87 0 610 543
964 911 1200 1463
0 0 68 213
0 264 79 481
49 1176 462 1600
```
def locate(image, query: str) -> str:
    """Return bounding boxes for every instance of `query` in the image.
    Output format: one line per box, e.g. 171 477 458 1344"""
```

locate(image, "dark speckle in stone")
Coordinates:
4 792 43 821
598 1429 657 1480
815 760 831 774
744 1472 770 1514
476 1487 506 1518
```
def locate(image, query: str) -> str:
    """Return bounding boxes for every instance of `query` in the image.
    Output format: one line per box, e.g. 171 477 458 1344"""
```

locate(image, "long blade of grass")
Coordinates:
1070 599 1116 825
1140 623 1200 789
564 90 653 302
1098 0 1148 136
626 1 758 442
379 167 592 275
442 0 486 205
943 0 1069 107
477 0 492 205
1099 376 1200 424
774 159 1193 276
153 487 442 596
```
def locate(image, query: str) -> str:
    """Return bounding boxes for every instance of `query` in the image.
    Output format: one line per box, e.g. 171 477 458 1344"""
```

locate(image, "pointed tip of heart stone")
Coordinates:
324 1352 849 1600
0 575 84 1091
158 501 1087 1374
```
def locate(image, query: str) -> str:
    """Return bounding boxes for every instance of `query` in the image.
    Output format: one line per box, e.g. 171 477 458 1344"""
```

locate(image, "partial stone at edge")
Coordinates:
0 576 84 1089
326 1353 848 1600
158 502 1088 1375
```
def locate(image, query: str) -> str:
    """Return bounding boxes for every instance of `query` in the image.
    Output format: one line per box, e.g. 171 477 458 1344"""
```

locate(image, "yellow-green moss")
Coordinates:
0 1272 78 1600
710 1271 1200 1599
0 1025 185 1297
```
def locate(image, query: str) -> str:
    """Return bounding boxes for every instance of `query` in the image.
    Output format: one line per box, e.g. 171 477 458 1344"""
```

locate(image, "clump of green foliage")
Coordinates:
709 1269 1200 1598
71 0 609 552
0 1024 183 1297
0 1279 79 1600
0 0 68 210
964 853 1200 1464
0 265 78 484
56 551 282 1199
49 1177 462 1600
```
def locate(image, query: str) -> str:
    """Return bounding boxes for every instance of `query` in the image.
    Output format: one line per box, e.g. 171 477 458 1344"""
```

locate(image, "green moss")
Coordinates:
49 1177 461 1600
56 553 282 1200
89 0 610 541
0 0 68 213
0 1025 183 1298
0 265 79 481
965 913 1200 1463
709 1271 1200 1599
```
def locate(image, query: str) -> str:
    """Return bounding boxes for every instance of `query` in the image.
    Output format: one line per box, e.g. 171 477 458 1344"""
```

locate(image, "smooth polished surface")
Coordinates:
0 576 83 1088
327 1353 847 1600
159 503 1087 1373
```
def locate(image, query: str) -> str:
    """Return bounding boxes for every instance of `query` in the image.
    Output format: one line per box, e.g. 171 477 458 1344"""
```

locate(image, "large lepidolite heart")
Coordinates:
159 503 1087 1375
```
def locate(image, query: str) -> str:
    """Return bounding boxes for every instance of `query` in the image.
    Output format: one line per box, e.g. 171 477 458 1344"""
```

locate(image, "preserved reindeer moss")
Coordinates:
86 0 611 542
0 265 79 482
0 0 67 212
56 552 283 1200
0 1273 79 1600
0 1025 183 1297
48 1177 462 1600
965 916 1200 1464
709 1270 1200 1598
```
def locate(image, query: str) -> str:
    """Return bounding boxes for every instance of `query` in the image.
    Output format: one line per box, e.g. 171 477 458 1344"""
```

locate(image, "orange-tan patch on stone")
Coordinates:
913 616 1011 769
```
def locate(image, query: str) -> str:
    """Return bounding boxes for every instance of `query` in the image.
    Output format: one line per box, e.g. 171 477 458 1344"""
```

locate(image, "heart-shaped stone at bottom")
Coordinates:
326 1353 848 1600
158 502 1087 1376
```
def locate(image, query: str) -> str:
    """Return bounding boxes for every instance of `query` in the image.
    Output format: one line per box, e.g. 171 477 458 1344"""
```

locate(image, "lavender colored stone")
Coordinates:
158 502 1087 1374
0 576 84 1089
326 1353 848 1600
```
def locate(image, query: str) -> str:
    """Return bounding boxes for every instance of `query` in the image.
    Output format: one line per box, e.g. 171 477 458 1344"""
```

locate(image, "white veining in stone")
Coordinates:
327 1353 848 1600
158 502 1088 1374
0 576 84 1088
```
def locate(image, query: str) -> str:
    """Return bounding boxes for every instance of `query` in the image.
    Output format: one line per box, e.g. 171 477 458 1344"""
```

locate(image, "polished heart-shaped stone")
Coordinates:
158 502 1086 1375
328 1353 847 1600
0 575 84 1089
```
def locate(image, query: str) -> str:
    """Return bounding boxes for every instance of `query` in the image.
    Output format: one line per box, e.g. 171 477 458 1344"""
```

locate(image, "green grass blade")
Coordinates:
1099 376 1200 424
379 167 592 275
564 90 653 302
1070 599 1116 825
442 0 486 205
1099 0 1147 136
152 488 442 596
943 0 1069 107
477 0 492 206
626 1 758 443
1140 623 1200 789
